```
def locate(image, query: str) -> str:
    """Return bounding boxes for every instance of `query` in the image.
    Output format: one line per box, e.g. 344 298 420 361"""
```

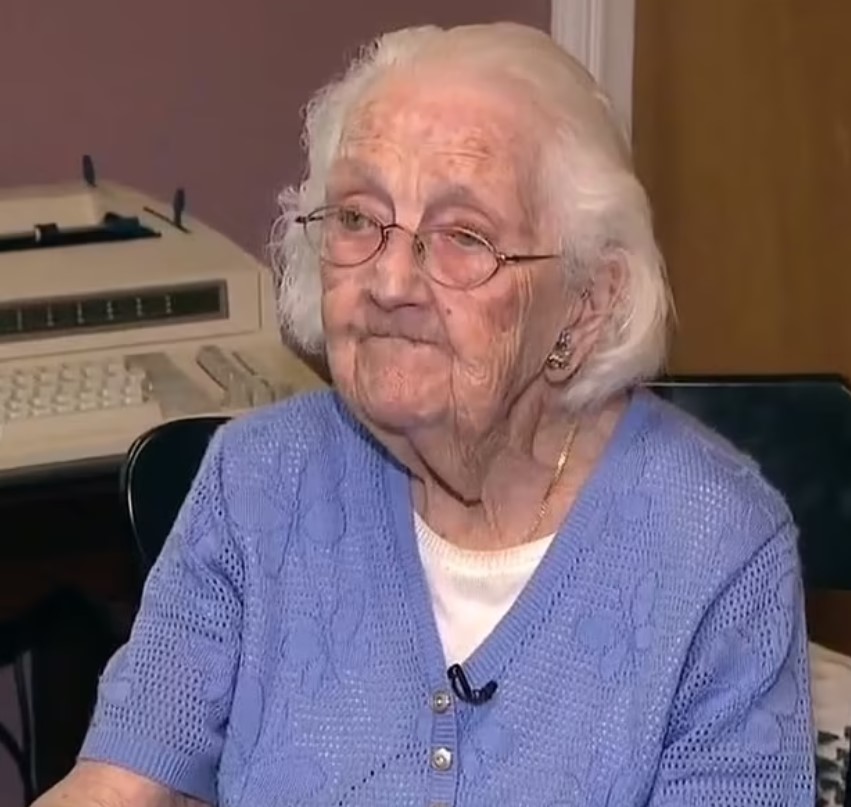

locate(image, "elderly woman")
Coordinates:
36 21 813 807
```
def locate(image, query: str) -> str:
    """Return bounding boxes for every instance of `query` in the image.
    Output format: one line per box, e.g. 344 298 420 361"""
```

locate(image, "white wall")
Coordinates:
550 0 636 137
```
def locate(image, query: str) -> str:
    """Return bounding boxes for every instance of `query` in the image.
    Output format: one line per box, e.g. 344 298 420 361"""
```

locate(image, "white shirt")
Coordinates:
414 513 555 665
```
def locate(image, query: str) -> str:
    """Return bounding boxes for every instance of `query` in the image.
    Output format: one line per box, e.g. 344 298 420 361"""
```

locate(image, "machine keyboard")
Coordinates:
0 344 305 472
0 357 149 423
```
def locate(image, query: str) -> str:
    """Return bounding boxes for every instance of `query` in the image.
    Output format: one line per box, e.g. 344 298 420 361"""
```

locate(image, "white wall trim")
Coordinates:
550 0 636 136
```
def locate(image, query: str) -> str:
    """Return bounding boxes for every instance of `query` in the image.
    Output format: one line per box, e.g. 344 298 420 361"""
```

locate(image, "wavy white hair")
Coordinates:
269 22 672 412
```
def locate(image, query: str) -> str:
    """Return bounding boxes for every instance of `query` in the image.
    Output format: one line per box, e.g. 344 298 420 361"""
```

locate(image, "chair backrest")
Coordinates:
121 416 229 576
647 374 851 591
121 375 851 590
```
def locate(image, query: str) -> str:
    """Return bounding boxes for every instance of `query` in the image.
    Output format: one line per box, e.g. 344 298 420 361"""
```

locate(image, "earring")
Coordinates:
546 330 573 370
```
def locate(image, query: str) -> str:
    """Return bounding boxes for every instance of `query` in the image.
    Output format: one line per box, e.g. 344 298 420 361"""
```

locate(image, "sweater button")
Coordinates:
431 691 452 713
431 746 453 771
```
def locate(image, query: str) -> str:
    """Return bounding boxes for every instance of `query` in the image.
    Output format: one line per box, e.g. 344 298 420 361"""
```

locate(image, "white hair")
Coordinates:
269 22 672 412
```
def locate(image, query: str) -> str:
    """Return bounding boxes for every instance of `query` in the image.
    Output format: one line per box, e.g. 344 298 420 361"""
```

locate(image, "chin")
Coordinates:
356 385 445 434
331 338 450 432
355 370 448 434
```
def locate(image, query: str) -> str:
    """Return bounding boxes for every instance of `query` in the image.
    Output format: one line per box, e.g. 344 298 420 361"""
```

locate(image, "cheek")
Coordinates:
443 287 526 370
320 269 362 338
320 273 363 391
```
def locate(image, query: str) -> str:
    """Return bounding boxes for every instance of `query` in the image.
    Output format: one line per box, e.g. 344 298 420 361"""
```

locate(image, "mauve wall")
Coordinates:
0 0 550 260
0 3 550 804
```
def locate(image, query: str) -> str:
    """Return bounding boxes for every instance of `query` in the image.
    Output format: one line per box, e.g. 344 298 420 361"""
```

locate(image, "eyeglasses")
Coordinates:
295 205 559 290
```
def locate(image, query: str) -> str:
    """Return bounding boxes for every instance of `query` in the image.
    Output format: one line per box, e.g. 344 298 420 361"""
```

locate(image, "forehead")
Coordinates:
336 71 538 188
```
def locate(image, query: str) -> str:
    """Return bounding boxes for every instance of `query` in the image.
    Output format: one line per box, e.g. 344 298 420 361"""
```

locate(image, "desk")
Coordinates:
0 459 136 795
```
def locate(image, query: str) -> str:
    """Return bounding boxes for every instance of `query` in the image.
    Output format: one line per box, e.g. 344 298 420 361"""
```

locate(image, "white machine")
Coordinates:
0 174 323 476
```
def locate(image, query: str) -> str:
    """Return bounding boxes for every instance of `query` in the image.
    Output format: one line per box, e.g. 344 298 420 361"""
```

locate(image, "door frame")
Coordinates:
550 0 636 136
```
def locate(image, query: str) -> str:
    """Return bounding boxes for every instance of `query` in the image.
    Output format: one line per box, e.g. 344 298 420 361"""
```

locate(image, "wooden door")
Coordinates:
632 0 851 381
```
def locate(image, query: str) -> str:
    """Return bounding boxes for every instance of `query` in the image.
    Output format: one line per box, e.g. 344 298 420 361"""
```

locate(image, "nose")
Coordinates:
369 224 430 309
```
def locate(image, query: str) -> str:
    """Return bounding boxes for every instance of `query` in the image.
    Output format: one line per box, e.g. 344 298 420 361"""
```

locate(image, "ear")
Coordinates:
544 257 626 384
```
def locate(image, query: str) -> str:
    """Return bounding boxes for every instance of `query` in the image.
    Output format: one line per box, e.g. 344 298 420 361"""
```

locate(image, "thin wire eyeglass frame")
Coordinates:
295 205 560 290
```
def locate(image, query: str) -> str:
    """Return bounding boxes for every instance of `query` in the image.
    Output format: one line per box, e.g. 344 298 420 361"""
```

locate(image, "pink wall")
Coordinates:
0 0 550 260
0 3 550 804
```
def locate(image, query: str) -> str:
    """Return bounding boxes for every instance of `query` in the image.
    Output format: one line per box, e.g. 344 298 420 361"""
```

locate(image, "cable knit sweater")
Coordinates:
80 388 815 806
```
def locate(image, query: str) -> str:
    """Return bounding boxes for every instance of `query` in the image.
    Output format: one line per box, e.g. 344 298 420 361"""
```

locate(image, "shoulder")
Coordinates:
218 387 352 445
620 390 796 583
213 389 369 473
202 390 383 530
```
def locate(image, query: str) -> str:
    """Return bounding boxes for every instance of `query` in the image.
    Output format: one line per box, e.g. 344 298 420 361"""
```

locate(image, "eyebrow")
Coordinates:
326 159 508 231
422 184 507 231
326 159 394 209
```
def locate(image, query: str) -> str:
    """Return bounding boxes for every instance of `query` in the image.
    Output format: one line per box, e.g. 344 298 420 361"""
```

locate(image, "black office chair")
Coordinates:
647 374 851 591
2 583 128 803
119 375 851 591
0 617 37 804
121 416 229 577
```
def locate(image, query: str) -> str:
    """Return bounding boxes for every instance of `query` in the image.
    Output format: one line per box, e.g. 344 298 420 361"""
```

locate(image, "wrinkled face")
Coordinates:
320 70 570 439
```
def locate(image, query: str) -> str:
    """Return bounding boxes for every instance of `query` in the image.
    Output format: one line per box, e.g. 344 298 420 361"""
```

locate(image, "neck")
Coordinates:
374 386 629 551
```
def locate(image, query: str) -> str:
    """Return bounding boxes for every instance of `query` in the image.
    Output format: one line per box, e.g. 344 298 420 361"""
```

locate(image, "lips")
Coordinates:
366 329 436 345
362 311 441 344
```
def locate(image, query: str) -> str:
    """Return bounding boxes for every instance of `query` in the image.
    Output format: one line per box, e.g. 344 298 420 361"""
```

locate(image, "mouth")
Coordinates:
363 333 438 347
361 322 441 344
360 308 442 346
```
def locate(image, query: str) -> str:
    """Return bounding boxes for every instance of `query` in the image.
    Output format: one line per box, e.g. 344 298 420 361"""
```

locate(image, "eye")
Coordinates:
333 207 375 233
442 228 490 251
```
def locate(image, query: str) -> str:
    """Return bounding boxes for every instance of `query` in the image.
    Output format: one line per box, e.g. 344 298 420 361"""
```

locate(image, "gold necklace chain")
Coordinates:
520 421 580 545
